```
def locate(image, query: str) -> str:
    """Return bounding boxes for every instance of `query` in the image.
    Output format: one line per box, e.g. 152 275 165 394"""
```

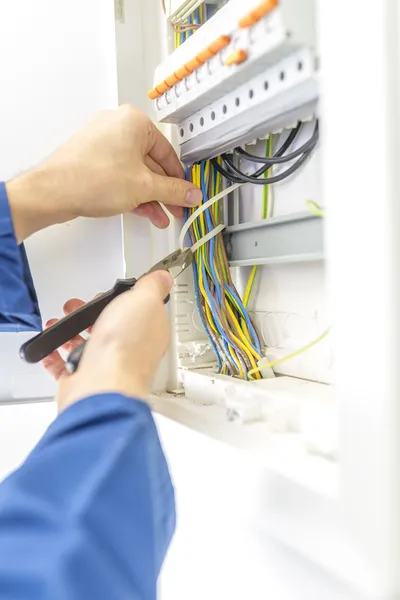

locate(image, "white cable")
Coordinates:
190 224 225 253
179 182 242 250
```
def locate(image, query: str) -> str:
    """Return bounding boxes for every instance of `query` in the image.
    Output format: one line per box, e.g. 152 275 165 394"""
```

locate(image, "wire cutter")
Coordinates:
19 248 193 374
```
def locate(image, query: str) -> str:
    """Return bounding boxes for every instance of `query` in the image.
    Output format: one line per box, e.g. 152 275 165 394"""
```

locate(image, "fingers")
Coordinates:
146 121 185 180
41 296 91 382
146 169 202 208
63 298 85 314
42 352 66 381
133 269 174 302
133 202 170 229
41 319 67 381
56 270 174 410
144 156 184 220
164 205 184 219
144 155 166 177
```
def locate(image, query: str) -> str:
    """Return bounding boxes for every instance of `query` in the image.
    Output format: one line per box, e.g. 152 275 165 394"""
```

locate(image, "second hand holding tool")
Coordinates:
19 248 193 374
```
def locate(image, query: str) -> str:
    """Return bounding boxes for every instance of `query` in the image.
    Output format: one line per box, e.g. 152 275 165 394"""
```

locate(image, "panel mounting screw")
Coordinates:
227 408 240 422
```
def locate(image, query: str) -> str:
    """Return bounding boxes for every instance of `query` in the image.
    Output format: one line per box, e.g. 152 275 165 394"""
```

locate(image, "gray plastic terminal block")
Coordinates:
224 212 323 267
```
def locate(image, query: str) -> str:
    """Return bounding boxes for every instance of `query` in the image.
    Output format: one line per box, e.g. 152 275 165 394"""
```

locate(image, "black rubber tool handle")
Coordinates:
19 278 137 364
65 291 171 374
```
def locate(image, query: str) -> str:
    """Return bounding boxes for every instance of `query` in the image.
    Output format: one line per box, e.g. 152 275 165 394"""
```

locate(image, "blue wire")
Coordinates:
184 171 222 370
186 165 259 374
191 259 222 371
187 13 192 37
200 261 238 372
198 164 245 370
225 283 262 354
200 162 223 306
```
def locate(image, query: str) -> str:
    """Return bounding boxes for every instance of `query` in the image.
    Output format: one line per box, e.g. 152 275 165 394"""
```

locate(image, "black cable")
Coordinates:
269 122 302 158
216 149 313 186
234 121 319 165
211 158 243 183
210 122 303 184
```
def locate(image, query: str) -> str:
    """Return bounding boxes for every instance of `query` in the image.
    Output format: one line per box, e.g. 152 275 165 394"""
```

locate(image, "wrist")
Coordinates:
6 167 71 243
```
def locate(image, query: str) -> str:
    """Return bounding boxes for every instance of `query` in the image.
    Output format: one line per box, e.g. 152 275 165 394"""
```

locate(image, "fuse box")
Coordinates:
141 0 333 455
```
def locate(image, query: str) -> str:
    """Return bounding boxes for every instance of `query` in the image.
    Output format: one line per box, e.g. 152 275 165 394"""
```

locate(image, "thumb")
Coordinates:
131 269 174 306
148 171 203 208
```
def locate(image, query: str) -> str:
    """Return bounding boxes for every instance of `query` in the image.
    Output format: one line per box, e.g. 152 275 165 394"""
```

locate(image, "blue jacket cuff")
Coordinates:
0 181 42 331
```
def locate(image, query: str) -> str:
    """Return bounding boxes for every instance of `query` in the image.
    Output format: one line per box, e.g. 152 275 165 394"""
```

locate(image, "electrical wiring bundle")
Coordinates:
184 162 264 380
183 121 320 379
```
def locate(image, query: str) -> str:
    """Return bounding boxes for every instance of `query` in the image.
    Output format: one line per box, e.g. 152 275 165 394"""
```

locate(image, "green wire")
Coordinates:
244 135 273 307
261 136 272 219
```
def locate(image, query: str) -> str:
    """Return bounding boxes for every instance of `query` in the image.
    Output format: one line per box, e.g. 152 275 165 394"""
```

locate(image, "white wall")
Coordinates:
0 0 125 401
0 403 56 480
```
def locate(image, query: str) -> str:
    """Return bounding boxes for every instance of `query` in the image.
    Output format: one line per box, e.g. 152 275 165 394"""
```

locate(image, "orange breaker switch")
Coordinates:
148 88 161 100
165 73 179 87
225 49 248 67
238 0 279 28
148 76 176 98
185 57 202 73
174 65 191 80
208 34 231 54
196 47 215 64
147 35 233 99
238 12 259 28
154 81 170 95
252 0 279 19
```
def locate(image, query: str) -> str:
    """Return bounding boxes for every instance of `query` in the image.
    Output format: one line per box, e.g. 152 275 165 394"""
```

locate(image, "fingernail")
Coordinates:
186 188 203 206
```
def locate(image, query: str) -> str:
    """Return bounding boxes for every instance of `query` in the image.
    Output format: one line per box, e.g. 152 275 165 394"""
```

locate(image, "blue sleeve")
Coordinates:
0 393 175 600
0 182 42 332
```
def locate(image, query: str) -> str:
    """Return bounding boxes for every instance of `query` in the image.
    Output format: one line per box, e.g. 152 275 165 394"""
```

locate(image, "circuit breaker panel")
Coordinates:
145 0 333 450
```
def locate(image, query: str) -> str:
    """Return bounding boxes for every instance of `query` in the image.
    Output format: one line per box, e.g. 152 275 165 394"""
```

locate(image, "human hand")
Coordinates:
6 106 202 242
41 270 173 413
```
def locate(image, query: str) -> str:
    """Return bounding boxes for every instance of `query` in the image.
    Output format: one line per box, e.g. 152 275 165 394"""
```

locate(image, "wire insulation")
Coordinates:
248 328 331 380
179 182 242 250
191 224 225 253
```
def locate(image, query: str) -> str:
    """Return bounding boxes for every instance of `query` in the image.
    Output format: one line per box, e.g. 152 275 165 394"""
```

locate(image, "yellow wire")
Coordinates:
248 328 331 380
243 136 273 308
204 302 218 334
230 347 243 378
306 199 325 217
243 266 257 307
241 319 251 342
225 303 262 362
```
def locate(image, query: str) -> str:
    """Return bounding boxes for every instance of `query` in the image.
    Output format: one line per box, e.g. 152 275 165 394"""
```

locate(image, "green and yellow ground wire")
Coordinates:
243 135 273 308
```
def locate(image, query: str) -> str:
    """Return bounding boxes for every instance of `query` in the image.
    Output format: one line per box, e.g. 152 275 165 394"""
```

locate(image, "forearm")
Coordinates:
6 167 72 243
0 394 175 600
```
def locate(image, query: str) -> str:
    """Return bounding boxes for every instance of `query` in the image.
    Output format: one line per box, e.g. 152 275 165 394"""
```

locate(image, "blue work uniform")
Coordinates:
0 182 175 599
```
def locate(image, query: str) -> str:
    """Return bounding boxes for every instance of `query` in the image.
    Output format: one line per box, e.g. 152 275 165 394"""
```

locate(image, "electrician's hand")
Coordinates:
42 270 173 413
6 105 202 242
